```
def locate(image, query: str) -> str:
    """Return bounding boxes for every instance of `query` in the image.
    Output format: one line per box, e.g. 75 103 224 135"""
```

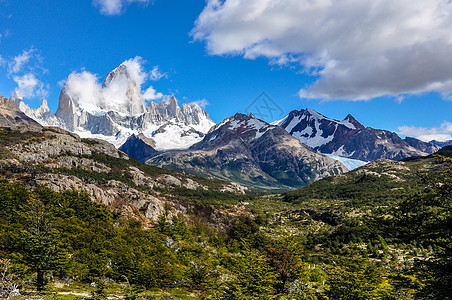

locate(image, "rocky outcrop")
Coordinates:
0 95 42 129
0 124 248 225
10 92 53 122
276 108 440 162
119 133 159 162
149 113 347 190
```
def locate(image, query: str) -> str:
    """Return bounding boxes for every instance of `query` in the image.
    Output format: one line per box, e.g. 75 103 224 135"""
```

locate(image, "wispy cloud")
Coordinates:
8 48 35 75
193 0 452 101
0 48 49 100
188 99 209 109
149 66 166 81
13 73 48 99
399 121 452 142
93 0 150 16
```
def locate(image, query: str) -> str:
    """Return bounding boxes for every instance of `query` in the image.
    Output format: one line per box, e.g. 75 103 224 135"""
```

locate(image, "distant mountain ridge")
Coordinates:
148 113 347 190
275 108 440 162
0 95 42 129
9 62 215 149
430 139 452 148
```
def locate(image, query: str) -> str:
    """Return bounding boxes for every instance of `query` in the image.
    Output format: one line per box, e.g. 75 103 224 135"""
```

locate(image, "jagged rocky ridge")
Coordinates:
275 108 440 162
0 95 42 128
10 63 215 149
0 95 247 225
148 113 347 190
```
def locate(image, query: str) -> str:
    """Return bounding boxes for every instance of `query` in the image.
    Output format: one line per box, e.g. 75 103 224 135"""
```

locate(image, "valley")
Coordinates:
0 94 450 299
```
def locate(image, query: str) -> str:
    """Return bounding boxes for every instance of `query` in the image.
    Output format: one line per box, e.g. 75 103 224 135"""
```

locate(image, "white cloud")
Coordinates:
64 71 102 112
121 56 148 86
0 48 49 101
399 121 452 142
188 99 209 109
8 48 35 75
64 57 164 112
149 66 166 81
93 0 149 16
13 73 48 99
142 86 163 100
193 0 452 101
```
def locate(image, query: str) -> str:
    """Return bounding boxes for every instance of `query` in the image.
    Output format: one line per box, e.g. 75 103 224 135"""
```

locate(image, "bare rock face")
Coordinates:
55 86 83 131
102 63 146 115
25 63 216 149
149 113 347 190
158 174 182 187
0 123 249 227
0 95 42 129
276 108 440 162
119 133 159 162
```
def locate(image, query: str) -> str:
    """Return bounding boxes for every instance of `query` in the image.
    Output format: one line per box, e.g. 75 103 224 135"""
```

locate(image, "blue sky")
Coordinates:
1 0 452 141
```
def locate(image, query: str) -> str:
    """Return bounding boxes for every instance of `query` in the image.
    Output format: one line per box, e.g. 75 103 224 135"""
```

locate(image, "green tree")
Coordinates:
18 198 64 291
219 249 278 299
325 257 393 299
394 157 452 299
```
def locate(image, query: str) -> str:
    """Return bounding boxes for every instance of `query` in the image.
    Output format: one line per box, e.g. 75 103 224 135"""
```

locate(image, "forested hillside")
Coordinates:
0 126 451 298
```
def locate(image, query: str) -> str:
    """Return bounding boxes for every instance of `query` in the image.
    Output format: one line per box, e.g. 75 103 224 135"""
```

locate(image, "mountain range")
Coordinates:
148 113 347 190
10 62 215 149
274 108 440 162
5 62 443 191
1 91 450 298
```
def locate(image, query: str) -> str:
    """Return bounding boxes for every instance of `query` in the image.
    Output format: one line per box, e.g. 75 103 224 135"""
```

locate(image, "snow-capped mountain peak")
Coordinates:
341 114 365 130
276 108 440 164
100 62 146 115
150 111 348 189
191 113 272 150
12 61 216 150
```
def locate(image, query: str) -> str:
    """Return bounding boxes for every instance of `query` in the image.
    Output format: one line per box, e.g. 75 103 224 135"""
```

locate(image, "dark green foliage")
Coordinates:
0 127 44 147
90 279 108 299
391 158 452 299
216 250 278 299
0 147 451 298
325 258 393 299
284 172 411 207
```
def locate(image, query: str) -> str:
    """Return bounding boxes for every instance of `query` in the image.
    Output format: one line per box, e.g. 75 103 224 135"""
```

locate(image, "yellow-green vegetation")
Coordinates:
1 127 451 299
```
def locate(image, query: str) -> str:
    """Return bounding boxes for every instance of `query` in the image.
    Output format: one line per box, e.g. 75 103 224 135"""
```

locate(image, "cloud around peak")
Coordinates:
187 99 209 109
63 57 165 113
192 0 452 101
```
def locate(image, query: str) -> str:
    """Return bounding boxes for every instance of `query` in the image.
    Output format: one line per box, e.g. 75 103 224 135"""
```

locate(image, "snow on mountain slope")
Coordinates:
11 60 215 150
275 108 440 162
324 154 367 170
149 113 348 190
